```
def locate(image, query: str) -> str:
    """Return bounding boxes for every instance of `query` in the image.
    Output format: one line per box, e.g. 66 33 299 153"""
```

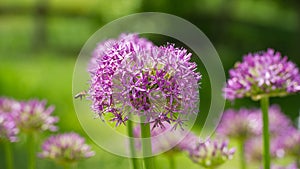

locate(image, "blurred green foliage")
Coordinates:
0 0 300 168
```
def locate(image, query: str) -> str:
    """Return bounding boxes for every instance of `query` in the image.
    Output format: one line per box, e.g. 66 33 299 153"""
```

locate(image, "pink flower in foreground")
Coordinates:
88 34 201 129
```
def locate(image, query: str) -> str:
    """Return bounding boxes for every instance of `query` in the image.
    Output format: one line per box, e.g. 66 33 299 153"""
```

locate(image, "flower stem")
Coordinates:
28 132 36 169
140 117 155 169
296 157 300 169
260 97 270 169
168 155 175 169
238 139 246 169
127 118 140 169
4 141 14 169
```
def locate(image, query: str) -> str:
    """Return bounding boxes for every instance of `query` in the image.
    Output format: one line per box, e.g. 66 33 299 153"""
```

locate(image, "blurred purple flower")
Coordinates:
0 111 19 142
243 105 295 163
189 139 235 168
224 49 300 101
217 108 260 140
245 137 285 162
258 105 293 136
18 99 58 132
39 132 95 164
0 97 21 118
217 105 292 140
133 121 198 155
88 33 201 128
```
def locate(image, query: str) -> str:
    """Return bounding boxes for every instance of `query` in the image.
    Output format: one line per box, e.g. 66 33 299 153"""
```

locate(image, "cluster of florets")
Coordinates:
189 139 235 168
0 97 20 142
0 112 19 142
88 34 201 129
217 105 295 163
18 100 58 132
224 49 300 101
39 132 95 164
217 108 260 141
1 97 59 134
217 105 292 139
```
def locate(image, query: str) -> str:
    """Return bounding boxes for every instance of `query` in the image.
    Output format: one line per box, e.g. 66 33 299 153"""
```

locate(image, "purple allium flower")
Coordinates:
18 100 58 132
0 97 21 118
245 137 285 162
39 132 95 164
258 105 293 136
0 111 19 142
189 139 235 168
88 34 153 74
217 108 260 140
243 105 294 162
88 34 154 125
224 49 300 101
88 33 201 128
133 121 198 155
217 105 292 141
112 44 201 128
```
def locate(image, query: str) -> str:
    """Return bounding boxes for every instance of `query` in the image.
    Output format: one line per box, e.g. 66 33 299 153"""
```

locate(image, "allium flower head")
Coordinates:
189 139 235 168
245 137 285 162
39 132 95 164
133 121 198 155
258 105 293 136
0 112 19 142
218 105 292 140
88 33 201 129
217 108 260 140
88 34 154 125
112 44 201 128
0 97 21 118
18 100 58 132
224 49 300 100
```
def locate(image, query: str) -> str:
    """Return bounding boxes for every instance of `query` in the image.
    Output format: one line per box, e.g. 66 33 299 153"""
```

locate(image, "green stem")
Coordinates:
28 132 36 169
4 141 14 169
296 157 300 169
168 155 175 169
140 117 155 169
127 118 140 169
260 97 270 169
238 140 246 169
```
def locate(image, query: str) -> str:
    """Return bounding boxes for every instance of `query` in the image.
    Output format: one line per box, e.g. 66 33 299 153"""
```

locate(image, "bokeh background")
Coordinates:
0 0 300 168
